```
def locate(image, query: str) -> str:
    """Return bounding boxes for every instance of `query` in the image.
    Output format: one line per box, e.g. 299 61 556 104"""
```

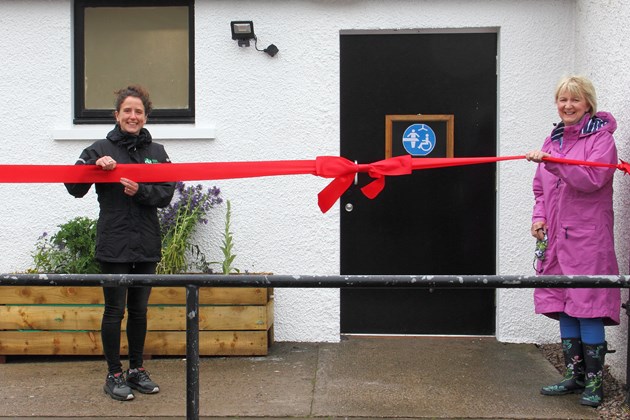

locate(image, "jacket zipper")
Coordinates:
555 178 567 238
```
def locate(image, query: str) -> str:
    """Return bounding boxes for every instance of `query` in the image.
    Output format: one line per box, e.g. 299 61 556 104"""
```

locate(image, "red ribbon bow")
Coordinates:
315 155 412 213
315 155 525 213
618 159 630 174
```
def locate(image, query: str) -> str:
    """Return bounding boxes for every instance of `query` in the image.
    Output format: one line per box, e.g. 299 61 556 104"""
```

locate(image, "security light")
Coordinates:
230 20 279 57
231 21 255 47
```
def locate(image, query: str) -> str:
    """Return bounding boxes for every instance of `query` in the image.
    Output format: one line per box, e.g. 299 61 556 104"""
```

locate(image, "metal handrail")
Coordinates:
2 273 630 287
1 273 628 419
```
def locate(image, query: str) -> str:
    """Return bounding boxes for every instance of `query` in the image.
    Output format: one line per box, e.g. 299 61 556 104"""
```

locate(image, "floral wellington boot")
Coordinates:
541 338 585 395
580 342 607 407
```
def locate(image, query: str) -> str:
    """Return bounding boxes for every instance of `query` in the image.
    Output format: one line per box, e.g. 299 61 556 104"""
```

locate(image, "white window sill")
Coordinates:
52 125 215 141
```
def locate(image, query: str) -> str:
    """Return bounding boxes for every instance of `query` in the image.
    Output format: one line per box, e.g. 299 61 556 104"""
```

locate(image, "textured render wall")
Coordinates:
0 2 98 263
494 4 576 344
0 0 591 348
570 0 630 382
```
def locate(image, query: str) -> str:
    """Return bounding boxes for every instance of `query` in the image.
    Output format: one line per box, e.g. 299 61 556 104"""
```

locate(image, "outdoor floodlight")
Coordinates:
231 21 255 47
230 20 279 57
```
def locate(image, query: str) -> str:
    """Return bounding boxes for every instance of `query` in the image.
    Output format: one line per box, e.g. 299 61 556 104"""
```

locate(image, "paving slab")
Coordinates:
312 336 598 419
0 336 599 419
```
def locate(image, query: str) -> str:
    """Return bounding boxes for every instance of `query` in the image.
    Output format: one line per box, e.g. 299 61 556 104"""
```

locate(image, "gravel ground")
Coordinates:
539 343 630 419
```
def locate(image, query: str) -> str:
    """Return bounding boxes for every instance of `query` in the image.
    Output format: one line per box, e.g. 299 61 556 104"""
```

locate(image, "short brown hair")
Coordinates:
114 85 153 115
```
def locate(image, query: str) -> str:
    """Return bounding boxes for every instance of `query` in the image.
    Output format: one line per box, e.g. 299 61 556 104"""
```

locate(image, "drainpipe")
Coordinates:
622 298 630 404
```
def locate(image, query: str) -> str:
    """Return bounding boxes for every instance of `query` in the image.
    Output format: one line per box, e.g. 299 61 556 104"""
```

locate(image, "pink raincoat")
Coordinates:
532 112 621 325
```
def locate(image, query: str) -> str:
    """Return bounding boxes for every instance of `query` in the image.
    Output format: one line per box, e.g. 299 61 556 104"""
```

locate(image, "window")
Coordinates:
74 0 194 124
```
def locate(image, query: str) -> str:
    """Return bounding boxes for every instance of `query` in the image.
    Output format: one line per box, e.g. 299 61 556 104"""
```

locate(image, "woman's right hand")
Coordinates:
531 221 547 240
525 150 550 163
96 156 117 171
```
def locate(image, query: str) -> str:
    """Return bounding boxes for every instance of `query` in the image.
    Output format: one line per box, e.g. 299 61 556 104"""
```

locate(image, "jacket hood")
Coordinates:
572 112 617 135
592 111 617 134
553 111 617 142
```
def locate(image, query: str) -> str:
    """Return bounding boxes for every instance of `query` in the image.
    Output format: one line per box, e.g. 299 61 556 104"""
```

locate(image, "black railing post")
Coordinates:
186 284 200 420
623 299 630 405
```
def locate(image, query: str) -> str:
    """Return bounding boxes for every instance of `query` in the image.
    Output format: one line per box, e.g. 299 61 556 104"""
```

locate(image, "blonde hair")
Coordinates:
555 75 597 115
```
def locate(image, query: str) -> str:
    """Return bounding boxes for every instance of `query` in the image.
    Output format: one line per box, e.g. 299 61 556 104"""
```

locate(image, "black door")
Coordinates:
340 31 497 335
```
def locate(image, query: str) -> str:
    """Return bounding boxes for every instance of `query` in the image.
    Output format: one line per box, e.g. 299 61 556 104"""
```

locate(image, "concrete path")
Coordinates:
0 336 599 419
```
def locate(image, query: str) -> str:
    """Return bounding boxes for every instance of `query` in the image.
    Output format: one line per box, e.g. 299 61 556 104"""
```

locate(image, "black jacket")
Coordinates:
65 125 175 263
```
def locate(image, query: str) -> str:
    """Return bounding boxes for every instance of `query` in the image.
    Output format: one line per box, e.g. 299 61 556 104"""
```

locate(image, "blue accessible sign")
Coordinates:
402 123 436 156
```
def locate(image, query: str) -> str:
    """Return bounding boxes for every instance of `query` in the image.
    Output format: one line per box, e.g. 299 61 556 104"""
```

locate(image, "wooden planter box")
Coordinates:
0 285 273 357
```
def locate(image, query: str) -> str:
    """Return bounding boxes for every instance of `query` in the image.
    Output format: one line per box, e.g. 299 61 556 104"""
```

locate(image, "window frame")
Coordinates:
73 0 195 124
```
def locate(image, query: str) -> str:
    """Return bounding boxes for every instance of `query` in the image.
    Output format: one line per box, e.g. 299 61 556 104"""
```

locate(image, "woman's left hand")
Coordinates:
120 178 139 196
531 221 547 240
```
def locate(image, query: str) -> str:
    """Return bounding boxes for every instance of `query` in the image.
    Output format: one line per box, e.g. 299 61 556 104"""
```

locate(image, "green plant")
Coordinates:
32 182 229 275
189 199 239 274
219 200 238 274
156 182 223 274
32 216 101 274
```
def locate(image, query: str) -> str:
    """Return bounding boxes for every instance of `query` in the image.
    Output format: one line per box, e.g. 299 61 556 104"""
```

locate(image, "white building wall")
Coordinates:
569 0 630 382
2 0 628 378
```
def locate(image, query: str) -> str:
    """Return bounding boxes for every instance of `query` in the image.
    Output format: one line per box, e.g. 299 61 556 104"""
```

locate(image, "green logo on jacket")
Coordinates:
144 158 159 164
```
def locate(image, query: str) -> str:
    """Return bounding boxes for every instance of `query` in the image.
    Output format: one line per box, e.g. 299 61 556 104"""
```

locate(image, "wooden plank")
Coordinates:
0 287 103 305
151 287 270 305
0 302 273 331
144 331 268 356
0 306 102 330
0 331 268 356
0 286 269 305
148 304 272 331
266 297 275 328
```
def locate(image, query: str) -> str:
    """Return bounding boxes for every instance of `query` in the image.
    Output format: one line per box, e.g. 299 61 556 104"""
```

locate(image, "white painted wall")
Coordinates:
1 0 628 379
569 0 630 382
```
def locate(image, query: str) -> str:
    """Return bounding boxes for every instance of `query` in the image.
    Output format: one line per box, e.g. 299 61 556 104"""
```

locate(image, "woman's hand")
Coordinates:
120 177 139 196
525 150 551 163
96 156 117 171
531 221 547 240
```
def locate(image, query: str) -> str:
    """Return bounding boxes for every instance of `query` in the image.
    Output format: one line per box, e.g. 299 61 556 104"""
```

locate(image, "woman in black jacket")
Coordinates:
66 85 175 401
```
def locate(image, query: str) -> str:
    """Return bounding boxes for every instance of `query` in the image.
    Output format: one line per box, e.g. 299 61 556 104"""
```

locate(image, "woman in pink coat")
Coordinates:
525 75 620 408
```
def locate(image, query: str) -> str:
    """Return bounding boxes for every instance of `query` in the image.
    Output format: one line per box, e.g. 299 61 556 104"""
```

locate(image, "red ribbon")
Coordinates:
543 156 630 174
315 155 413 212
0 161 317 184
316 155 528 212
0 154 627 213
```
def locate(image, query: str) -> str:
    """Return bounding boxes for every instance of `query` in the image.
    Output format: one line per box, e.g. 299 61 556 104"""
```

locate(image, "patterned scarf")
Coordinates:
551 116 606 151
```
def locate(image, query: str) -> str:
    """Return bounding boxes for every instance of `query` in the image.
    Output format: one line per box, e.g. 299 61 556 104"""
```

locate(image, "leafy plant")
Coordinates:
219 200 238 274
32 216 101 274
31 182 229 276
156 182 223 274
190 199 240 274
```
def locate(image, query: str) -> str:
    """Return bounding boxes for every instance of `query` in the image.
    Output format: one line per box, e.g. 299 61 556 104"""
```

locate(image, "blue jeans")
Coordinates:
99 262 156 374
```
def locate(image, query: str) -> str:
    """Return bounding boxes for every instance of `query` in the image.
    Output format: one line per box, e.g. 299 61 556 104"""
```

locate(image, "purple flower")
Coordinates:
158 182 223 236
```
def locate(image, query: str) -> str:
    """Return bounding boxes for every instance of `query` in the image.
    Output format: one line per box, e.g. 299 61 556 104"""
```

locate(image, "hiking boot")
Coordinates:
104 372 134 401
126 367 160 394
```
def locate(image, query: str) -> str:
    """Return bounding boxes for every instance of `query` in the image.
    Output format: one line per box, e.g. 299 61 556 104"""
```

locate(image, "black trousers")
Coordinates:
99 261 156 375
